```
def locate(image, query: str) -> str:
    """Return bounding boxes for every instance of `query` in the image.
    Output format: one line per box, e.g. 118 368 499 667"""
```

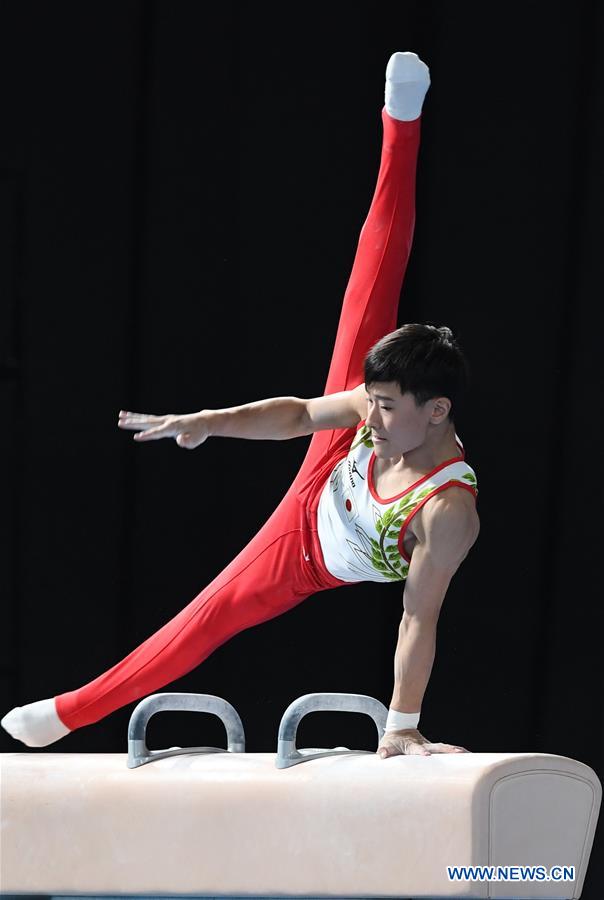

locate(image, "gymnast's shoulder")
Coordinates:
413 486 480 568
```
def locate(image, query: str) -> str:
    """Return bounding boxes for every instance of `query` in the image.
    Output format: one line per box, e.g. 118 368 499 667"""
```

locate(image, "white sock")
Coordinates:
384 51 431 121
1 697 72 747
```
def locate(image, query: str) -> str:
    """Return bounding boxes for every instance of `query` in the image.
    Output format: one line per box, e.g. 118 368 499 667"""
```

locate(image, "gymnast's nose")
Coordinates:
365 406 381 431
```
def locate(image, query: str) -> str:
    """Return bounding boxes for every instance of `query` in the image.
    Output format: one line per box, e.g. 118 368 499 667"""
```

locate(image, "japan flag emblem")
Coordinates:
342 485 359 523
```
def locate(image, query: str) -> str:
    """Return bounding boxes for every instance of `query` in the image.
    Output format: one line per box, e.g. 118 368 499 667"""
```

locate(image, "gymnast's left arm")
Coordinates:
377 493 480 758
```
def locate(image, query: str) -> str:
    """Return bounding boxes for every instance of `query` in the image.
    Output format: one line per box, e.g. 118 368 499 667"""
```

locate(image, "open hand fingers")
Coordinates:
118 410 166 429
117 411 175 439
426 742 469 753
133 426 173 441
378 737 431 757
378 735 471 758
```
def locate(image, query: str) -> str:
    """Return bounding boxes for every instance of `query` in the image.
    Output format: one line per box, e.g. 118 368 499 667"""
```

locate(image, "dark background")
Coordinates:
1 1 602 896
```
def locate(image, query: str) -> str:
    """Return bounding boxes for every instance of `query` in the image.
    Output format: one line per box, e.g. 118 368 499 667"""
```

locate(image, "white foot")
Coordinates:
1 697 72 747
384 51 431 121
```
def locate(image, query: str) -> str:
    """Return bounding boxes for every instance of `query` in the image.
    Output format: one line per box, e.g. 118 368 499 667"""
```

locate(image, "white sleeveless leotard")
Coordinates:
316 419 478 583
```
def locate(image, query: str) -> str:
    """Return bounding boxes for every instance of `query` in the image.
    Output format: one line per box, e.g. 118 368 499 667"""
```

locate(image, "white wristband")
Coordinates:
385 708 420 732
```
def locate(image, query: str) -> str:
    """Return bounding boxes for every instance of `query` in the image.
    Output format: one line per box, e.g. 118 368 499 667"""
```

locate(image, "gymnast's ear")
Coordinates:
427 396 452 424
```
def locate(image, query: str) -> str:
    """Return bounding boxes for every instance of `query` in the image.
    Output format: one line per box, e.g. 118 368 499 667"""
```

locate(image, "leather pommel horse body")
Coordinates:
1 693 601 899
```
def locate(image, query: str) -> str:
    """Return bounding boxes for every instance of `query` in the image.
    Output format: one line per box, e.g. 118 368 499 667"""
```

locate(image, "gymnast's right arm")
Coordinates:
116 383 365 448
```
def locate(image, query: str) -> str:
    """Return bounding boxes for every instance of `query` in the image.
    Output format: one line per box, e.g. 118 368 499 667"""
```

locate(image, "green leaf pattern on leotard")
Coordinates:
340 423 478 582
350 423 375 452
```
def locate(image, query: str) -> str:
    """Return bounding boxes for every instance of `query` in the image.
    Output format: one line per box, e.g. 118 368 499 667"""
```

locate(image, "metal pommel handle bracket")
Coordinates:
127 692 245 769
276 692 388 769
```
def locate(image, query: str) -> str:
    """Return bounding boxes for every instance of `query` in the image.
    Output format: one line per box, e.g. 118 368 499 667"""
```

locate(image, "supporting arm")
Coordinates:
388 491 480 719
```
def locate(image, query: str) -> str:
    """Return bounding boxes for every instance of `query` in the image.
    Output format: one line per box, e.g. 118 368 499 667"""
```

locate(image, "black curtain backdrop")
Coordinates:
1 1 602 896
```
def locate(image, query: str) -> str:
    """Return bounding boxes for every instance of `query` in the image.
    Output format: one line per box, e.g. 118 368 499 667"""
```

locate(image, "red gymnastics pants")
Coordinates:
55 109 422 732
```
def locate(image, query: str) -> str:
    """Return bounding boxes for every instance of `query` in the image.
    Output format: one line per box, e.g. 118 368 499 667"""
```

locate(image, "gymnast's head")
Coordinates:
363 323 469 458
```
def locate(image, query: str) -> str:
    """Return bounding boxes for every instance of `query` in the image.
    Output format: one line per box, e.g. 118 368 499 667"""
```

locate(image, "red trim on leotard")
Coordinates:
398 480 479 563
368 443 466 504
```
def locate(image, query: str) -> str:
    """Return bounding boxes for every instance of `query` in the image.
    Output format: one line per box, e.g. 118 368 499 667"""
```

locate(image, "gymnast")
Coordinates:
2 52 480 758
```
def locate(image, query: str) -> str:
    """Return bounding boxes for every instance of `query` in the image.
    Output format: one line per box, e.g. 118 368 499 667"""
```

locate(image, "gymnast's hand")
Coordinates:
377 728 470 758
117 410 210 449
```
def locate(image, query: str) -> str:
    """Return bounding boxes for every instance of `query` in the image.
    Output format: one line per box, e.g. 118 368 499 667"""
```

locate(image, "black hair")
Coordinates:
363 323 469 426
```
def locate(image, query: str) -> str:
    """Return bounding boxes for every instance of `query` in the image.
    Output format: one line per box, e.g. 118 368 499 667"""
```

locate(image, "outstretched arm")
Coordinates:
117 383 367 448
118 396 308 446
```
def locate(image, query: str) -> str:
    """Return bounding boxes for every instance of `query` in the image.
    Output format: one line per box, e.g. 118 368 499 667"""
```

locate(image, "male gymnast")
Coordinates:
2 51 480 758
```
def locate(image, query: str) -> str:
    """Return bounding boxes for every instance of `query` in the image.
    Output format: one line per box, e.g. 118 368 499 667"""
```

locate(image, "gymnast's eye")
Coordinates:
366 395 391 411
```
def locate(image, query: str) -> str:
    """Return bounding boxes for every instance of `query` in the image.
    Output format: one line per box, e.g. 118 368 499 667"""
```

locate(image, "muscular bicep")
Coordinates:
298 382 366 435
402 494 480 622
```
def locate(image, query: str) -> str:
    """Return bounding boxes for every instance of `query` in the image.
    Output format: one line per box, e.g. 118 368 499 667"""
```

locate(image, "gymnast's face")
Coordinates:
365 381 443 458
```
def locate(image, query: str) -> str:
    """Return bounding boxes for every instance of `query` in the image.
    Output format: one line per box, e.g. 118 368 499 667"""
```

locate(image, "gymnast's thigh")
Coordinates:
153 474 341 655
193 484 326 619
